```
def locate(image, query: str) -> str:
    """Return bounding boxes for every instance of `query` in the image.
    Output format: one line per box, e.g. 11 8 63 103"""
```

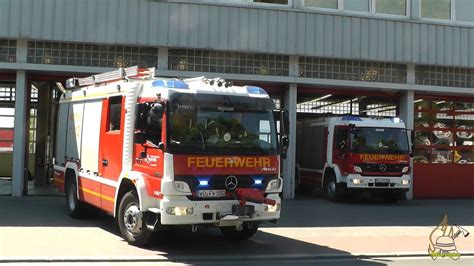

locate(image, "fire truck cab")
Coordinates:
53 67 288 246
296 115 411 202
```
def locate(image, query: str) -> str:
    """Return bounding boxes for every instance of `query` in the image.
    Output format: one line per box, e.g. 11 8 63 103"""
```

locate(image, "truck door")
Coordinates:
132 103 165 199
99 96 124 211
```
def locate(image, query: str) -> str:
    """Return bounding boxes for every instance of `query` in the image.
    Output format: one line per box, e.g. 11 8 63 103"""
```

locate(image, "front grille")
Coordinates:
175 175 276 201
357 163 405 173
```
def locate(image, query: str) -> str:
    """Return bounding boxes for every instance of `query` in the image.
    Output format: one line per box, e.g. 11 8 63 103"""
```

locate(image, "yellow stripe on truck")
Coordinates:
79 186 115 203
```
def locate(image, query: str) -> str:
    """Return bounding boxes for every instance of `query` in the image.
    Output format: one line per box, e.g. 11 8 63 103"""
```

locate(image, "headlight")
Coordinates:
265 178 281 192
402 166 410 174
354 166 362 173
166 206 194 216
174 181 191 193
264 203 281 212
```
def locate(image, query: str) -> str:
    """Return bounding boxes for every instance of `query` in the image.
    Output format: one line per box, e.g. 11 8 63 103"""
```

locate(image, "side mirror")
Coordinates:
273 109 290 159
148 103 163 125
281 135 289 150
158 142 165 150
338 140 347 151
281 110 289 135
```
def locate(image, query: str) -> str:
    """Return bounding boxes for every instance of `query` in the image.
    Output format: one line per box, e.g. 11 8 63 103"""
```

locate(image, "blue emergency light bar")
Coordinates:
341 115 363 121
152 79 189 89
246 86 268 96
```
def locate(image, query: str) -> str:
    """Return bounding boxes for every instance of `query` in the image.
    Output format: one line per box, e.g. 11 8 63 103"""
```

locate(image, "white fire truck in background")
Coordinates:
53 66 288 246
296 115 411 202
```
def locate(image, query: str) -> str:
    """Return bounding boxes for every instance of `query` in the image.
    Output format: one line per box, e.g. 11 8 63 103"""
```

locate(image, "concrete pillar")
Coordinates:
12 70 28 197
34 83 52 185
282 83 297 200
289 56 299 77
16 39 28 63
157 47 169 71
400 64 416 200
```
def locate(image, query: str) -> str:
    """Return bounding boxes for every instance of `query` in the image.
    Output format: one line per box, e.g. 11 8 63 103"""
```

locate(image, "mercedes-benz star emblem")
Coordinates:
224 175 238 190
379 164 387 172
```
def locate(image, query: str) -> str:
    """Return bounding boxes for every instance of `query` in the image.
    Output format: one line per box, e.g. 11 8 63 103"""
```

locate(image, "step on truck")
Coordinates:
296 115 411 202
53 66 289 246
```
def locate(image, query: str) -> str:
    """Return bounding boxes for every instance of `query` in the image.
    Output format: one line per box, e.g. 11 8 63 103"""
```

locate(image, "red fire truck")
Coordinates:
296 115 411 202
53 67 288 246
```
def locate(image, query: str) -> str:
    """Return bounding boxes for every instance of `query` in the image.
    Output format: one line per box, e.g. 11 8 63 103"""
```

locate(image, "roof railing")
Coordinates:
65 66 147 89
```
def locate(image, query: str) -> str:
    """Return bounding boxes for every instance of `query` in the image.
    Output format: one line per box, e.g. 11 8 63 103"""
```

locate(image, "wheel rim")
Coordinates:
123 204 143 236
68 182 76 210
327 181 336 198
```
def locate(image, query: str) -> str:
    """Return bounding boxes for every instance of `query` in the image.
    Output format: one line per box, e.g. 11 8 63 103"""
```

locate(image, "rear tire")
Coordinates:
118 191 152 247
324 172 344 202
65 175 85 219
220 222 259 240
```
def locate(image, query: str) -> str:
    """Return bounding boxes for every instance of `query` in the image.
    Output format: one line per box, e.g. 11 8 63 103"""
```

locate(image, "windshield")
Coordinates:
168 96 278 155
351 127 409 154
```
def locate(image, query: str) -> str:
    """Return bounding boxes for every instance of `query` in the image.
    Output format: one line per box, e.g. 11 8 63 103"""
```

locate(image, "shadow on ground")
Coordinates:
0 197 389 265
0 195 472 228
140 227 385 265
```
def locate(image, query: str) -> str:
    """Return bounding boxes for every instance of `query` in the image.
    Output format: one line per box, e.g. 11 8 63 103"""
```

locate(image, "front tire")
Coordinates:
117 191 152 247
65 176 85 219
324 172 344 202
220 222 259 240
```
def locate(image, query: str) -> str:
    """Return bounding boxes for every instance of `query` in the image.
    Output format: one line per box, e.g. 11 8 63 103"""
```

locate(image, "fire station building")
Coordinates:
0 0 473 199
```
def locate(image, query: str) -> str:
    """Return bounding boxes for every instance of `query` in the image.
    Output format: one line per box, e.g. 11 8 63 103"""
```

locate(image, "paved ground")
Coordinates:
0 195 473 265
3 257 474 266
0 178 61 196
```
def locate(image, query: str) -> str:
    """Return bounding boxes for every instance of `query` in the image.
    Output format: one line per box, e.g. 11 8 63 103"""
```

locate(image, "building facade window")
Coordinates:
0 39 16 63
375 0 406 16
0 84 15 152
455 0 474 22
0 84 38 154
27 41 158 68
415 66 474 88
299 57 407 84
421 0 451 20
344 0 370 12
254 0 289 4
304 0 408 17
305 0 338 9
169 49 289 76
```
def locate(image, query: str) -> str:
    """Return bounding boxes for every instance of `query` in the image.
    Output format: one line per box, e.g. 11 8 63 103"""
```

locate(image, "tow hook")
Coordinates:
236 223 244 231
192 224 198 233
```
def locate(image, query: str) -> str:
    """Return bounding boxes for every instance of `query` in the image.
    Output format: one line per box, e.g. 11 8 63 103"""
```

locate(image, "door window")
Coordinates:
108 96 122 132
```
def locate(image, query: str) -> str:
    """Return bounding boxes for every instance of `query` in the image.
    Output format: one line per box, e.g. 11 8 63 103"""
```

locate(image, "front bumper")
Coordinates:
345 174 411 190
157 193 281 225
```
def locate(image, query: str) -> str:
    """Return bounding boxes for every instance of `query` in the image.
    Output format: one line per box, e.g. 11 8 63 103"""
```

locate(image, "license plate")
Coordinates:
197 189 226 198
375 178 390 183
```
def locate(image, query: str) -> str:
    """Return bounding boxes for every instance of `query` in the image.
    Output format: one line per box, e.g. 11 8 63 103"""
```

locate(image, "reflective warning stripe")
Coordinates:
79 186 115 203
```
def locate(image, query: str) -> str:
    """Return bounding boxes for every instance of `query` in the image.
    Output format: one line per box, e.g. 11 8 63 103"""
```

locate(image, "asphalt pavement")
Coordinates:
0 195 473 265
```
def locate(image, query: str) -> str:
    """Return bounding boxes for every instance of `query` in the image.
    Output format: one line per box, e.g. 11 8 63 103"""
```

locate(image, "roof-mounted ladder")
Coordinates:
65 66 148 89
